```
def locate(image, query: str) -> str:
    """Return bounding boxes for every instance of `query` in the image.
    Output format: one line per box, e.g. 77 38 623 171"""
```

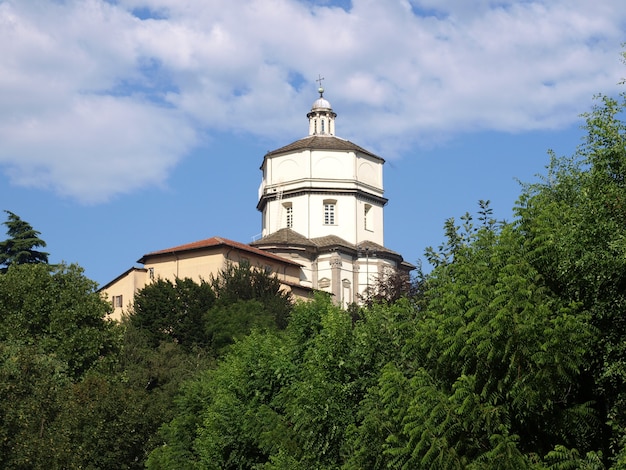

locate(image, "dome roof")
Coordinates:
311 86 332 110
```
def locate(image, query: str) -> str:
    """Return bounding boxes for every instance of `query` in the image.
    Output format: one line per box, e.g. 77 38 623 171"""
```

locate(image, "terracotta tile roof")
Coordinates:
265 135 384 162
138 236 301 266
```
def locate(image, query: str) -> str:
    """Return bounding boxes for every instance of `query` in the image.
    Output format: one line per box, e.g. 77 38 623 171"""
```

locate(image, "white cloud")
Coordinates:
0 0 624 202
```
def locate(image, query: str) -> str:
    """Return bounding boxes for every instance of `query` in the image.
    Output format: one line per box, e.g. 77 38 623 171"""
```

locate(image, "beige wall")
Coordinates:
101 268 149 322
101 248 307 322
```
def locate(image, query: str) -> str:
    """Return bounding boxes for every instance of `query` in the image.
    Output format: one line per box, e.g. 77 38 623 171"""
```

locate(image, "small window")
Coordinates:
113 295 123 308
149 267 155 280
364 204 372 231
321 119 325 133
324 202 335 225
284 204 293 228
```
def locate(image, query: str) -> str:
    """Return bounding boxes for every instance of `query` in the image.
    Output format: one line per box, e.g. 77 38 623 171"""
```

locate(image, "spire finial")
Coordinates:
316 74 325 97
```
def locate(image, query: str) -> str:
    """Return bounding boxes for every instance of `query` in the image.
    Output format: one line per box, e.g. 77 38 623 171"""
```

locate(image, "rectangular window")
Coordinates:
113 295 123 308
324 203 335 225
364 204 372 231
286 205 293 228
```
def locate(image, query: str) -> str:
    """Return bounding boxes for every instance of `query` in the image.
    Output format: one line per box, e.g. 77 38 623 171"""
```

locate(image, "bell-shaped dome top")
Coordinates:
307 86 336 136
312 87 332 110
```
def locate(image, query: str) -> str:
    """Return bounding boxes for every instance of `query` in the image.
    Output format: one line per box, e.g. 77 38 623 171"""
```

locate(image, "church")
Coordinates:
101 84 413 320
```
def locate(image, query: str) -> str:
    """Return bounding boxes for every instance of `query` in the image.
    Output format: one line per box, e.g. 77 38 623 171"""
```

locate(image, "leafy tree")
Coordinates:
0 341 69 469
0 263 123 468
0 263 117 378
130 277 216 350
210 261 293 329
49 373 163 470
0 210 48 273
516 90 626 466
349 217 597 469
148 294 423 469
360 264 424 308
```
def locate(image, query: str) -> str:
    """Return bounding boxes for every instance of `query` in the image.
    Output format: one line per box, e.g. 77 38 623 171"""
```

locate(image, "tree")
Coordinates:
0 263 122 468
359 264 423 308
0 263 117 378
0 210 49 273
148 294 423 469
210 261 293 329
130 277 216 350
348 218 597 469
516 90 626 466
0 341 69 469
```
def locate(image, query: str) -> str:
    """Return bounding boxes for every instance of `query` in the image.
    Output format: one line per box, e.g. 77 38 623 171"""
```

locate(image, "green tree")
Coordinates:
148 294 423 469
210 261 293 329
516 90 626 466
0 341 69 469
130 277 216 350
0 263 117 378
0 211 49 273
0 263 122 468
349 217 597 469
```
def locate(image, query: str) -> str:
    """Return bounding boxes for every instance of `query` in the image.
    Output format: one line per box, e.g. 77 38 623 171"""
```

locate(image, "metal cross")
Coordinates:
316 74 325 88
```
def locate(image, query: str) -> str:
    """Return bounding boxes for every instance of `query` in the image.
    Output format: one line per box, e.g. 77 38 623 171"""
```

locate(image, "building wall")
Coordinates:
102 248 306 321
101 268 149 321
261 148 385 245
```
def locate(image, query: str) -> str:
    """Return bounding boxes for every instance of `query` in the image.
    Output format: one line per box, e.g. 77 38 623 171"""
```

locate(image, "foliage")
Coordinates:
0 341 69 469
360 264 423 308
210 261 293 329
49 373 163 469
349 217 597 469
516 91 626 466
0 263 117 378
0 263 126 468
130 277 216 350
148 294 423 469
0 210 49 273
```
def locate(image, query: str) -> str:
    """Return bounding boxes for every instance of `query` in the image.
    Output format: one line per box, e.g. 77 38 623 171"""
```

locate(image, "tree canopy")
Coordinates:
0 210 49 273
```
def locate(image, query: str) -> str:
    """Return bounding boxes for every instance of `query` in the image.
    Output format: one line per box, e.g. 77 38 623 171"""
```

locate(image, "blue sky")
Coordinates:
0 0 624 286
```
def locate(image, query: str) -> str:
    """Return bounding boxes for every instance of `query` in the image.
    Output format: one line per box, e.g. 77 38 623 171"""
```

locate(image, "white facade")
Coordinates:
257 89 386 246
253 88 412 307
259 150 385 244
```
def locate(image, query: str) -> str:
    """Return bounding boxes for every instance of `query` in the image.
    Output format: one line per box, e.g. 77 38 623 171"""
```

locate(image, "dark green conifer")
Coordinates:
0 210 49 273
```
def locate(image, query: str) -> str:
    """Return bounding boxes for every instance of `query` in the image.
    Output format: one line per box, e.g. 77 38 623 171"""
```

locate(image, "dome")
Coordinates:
311 86 332 110
306 86 337 136
312 97 332 110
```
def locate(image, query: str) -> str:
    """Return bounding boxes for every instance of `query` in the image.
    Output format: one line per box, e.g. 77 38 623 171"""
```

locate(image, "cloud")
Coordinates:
0 0 624 203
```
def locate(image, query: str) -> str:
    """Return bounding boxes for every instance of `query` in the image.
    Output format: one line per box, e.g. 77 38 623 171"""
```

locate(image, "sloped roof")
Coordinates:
98 266 147 291
251 230 405 261
138 236 301 266
264 135 384 162
312 235 402 257
250 228 317 248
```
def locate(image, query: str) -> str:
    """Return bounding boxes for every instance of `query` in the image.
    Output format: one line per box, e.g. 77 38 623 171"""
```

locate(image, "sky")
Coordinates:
1 0 625 286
